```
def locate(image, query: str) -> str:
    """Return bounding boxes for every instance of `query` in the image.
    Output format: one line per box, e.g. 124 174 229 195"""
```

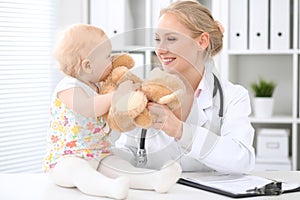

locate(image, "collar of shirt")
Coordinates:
194 69 206 98
194 70 214 111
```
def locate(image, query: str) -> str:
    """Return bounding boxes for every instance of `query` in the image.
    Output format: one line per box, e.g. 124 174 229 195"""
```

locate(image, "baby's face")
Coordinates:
87 38 112 82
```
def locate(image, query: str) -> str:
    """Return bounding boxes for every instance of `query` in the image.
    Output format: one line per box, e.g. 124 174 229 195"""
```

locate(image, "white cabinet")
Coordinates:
218 0 300 170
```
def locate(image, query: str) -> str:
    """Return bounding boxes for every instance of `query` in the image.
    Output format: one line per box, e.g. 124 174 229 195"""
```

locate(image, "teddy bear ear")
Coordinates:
111 53 135 69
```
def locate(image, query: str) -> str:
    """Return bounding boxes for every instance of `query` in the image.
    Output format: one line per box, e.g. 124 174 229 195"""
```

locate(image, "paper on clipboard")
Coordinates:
185 174 273 195
179 173 300 197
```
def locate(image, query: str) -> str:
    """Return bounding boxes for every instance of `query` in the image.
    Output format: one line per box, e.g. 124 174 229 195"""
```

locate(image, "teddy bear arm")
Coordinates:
158 89 185 106
142 84 172 102
158 93 177 105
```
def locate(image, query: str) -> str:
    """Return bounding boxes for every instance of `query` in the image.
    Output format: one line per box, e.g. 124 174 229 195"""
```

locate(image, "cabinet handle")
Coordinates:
266 142 279 149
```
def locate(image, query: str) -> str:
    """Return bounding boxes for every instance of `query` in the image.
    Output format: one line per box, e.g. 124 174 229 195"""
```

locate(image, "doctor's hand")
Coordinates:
148 102 183 140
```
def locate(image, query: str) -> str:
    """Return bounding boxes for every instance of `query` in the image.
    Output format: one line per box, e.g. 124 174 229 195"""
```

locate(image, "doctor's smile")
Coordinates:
159 56 176 66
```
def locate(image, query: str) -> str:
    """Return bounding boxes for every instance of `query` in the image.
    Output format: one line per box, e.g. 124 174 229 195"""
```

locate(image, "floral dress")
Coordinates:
43 76 111 172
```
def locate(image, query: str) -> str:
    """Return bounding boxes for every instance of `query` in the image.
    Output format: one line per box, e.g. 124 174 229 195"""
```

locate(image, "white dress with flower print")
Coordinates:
43 76 111 172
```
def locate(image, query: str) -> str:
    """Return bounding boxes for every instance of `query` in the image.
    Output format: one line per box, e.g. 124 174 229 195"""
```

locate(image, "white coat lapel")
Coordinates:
196 88 213 126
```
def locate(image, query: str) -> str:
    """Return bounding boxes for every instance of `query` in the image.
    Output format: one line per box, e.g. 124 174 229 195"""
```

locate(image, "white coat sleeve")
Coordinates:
177 84 255 174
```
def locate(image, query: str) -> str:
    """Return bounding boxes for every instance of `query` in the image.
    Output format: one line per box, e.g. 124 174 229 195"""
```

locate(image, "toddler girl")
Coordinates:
42 24 181 199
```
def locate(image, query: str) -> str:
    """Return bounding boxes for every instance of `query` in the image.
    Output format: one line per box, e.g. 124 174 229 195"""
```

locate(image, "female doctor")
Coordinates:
115 0 255 174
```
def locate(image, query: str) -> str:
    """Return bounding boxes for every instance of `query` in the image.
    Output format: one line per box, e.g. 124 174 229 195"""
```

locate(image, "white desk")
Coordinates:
0 171 300 200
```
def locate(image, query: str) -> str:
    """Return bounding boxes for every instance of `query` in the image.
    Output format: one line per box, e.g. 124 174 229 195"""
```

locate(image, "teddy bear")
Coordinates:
99 53 143 122
105 67 186 133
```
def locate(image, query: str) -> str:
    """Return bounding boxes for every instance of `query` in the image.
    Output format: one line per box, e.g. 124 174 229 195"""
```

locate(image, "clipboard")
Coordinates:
177 173 300 198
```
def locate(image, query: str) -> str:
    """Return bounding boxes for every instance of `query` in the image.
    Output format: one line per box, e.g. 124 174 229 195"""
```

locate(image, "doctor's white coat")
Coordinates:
114 71 255 174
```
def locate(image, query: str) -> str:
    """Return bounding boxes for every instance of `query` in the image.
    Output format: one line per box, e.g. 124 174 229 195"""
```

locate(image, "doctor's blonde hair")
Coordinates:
160 0 223 57
54 24 107 77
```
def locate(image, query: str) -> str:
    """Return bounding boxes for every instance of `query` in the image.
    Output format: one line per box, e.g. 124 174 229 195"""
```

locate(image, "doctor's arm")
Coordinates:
149 86 256 174
178 87 255 174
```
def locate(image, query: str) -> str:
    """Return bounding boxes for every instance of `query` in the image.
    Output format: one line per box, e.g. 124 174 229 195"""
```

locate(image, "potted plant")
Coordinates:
251 78 276 118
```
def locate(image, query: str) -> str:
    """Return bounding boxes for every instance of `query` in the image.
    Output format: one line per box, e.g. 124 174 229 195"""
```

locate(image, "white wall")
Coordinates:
56 0 88 31
50 0 89 91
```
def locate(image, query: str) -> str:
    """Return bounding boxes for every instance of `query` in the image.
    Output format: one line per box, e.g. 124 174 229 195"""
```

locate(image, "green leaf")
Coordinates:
251 78 276 97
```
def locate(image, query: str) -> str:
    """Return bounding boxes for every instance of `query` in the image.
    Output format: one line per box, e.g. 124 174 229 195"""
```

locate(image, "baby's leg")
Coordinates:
50 157 129 199
98 155 182 193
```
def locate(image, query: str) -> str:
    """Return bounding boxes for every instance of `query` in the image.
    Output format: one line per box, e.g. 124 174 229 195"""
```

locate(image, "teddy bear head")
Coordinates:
100 53 141 95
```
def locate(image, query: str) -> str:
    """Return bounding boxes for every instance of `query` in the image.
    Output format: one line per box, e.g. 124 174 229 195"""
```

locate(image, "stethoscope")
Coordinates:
136 73 224 167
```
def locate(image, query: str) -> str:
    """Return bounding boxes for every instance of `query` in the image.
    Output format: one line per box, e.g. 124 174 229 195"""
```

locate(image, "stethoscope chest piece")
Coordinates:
136 148 147 167
136 129 147 167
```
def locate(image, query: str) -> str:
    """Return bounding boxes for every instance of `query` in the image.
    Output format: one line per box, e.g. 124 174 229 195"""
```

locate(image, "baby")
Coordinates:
42 24 181 199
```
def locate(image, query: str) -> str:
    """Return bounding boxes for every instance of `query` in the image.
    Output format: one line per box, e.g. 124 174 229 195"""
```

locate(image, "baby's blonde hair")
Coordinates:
54 24 106 77
160 0 223 57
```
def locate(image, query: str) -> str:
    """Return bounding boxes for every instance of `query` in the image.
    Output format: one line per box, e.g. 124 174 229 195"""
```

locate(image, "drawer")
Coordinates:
256 128 289 158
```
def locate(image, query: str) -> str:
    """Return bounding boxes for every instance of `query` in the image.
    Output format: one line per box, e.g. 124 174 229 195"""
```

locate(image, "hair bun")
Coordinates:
215 21 224 34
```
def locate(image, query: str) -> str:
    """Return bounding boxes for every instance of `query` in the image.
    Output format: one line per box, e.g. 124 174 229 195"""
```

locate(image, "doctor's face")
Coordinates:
155 12 204 74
